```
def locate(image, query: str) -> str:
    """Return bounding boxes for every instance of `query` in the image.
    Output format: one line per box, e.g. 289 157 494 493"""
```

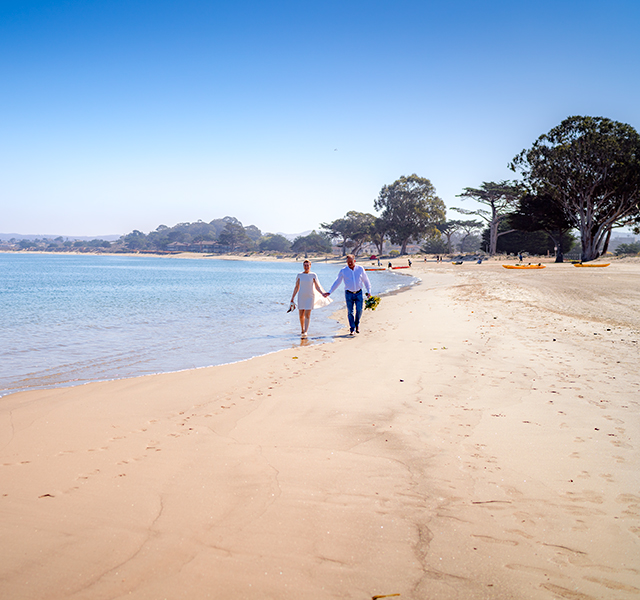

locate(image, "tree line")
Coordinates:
7 116 639 262
306 115 640 263
429 116 640 262
119 217 332 254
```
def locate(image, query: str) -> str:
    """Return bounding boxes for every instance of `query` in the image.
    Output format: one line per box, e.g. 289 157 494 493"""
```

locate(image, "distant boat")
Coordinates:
365 267 386 271
391 266 410 269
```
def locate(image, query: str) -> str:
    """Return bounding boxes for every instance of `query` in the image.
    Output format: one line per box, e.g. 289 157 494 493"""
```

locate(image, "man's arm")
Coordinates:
360 266 372 295
327 269 344 295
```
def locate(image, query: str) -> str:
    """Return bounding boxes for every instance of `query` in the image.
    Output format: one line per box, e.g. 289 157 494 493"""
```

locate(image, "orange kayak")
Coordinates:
503 264 546 269
574 263 610 267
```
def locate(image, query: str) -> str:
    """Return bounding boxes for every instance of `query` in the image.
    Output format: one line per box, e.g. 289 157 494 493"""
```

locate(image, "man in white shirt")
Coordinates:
325 254 372 335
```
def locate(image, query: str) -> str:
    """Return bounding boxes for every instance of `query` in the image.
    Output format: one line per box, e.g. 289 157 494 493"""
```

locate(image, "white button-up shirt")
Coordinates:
328 265 371 295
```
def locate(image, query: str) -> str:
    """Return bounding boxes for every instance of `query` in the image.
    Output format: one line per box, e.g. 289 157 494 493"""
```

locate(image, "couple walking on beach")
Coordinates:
290 254 372 336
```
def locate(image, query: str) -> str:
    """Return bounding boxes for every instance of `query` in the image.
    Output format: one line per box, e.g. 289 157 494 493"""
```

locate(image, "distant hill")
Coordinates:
1 230 312 243
0 233 122 242
276 230 312 241
0 227 316 247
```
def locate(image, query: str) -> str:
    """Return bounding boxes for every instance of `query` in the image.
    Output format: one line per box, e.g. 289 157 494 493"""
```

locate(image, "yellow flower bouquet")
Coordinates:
364 295 381 310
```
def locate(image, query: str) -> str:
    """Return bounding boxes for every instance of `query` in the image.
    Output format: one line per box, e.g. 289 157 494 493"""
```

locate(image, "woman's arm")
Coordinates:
312 275 324 294
290 279 300 303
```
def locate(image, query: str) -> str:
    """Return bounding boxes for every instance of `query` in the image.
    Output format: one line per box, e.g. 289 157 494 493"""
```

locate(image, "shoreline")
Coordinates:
1 260 639 599
0 254 419 399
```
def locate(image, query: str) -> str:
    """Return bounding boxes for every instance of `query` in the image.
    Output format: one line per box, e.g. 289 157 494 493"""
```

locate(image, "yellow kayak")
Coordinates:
503 264 546 269
574 263 610 267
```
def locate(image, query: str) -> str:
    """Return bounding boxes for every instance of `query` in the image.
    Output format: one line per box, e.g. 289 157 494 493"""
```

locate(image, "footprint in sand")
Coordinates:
616 493 640 504
540 583 597 599
471 534 518 546
571 519 588 532
610 439 632 449
583 576 640 593
506 563 562 576
565 490 604 504
505 528 534 540
77 469 100 481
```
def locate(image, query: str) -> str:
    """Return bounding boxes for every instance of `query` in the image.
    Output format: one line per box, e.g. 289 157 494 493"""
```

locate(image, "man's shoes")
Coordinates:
355 327 360 334
349 329 355 335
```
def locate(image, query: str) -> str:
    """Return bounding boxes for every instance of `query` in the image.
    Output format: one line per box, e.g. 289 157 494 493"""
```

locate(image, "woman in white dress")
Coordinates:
289 260 331 336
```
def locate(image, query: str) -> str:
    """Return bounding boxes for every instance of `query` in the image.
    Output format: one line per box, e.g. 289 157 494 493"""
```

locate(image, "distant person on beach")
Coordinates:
324 254 371 335
290 260 331 336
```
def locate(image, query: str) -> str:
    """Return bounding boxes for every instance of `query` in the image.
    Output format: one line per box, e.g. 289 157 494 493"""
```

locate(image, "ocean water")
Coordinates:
0 254 416 396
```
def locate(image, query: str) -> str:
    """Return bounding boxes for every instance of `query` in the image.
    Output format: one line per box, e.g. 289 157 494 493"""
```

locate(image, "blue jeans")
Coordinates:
345 290 363 332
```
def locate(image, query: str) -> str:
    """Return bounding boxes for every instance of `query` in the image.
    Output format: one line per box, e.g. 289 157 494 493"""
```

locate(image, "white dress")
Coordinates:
296 272 332 310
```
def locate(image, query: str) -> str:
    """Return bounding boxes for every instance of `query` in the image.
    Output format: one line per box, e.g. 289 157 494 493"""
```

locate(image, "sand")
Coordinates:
1 258 639 599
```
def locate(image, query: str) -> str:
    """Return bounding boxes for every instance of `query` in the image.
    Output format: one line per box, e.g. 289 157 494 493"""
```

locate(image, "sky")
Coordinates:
2 0 640 238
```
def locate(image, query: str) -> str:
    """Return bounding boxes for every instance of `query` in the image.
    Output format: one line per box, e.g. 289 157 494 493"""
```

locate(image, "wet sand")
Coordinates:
1 258 638 599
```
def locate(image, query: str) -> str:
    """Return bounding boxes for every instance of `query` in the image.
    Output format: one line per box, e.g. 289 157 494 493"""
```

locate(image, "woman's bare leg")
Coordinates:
299 309 311 334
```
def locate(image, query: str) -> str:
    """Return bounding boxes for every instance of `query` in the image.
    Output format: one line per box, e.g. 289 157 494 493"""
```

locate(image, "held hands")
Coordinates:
322 292 330 298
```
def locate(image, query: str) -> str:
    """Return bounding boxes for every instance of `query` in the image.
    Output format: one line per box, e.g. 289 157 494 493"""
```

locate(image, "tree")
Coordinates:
209 216 242 238
320 216 349 256
454 181 522 256
218 222 254 252
509 194 574 262
457 220 484 253
483 222 575 256
345 212 376 256
615 242 640 256
436 221 460 254
122 230 148 250
321 211 375 256
290 231 332 256
369 217 388 256
420 236 448 254
259 234 291 252
374 174 446 255
244 225 262 242
511 116 640 262
434 221 461 254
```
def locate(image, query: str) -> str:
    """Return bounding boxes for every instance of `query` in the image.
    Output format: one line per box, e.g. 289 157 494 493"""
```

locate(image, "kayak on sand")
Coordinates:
503 264 546 269
574 263 610 267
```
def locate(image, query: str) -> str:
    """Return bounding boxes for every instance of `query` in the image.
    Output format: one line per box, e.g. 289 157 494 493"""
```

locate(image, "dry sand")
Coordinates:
1 259 639 599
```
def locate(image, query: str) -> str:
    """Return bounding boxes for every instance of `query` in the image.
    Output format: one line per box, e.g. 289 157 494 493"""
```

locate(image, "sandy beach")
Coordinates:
1 258 639 599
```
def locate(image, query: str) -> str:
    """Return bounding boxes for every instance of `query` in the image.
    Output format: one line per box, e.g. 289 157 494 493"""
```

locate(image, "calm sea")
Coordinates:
0 254 416 396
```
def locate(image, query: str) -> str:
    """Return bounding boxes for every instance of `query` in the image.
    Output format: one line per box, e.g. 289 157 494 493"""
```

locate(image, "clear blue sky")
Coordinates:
2 0 639 237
